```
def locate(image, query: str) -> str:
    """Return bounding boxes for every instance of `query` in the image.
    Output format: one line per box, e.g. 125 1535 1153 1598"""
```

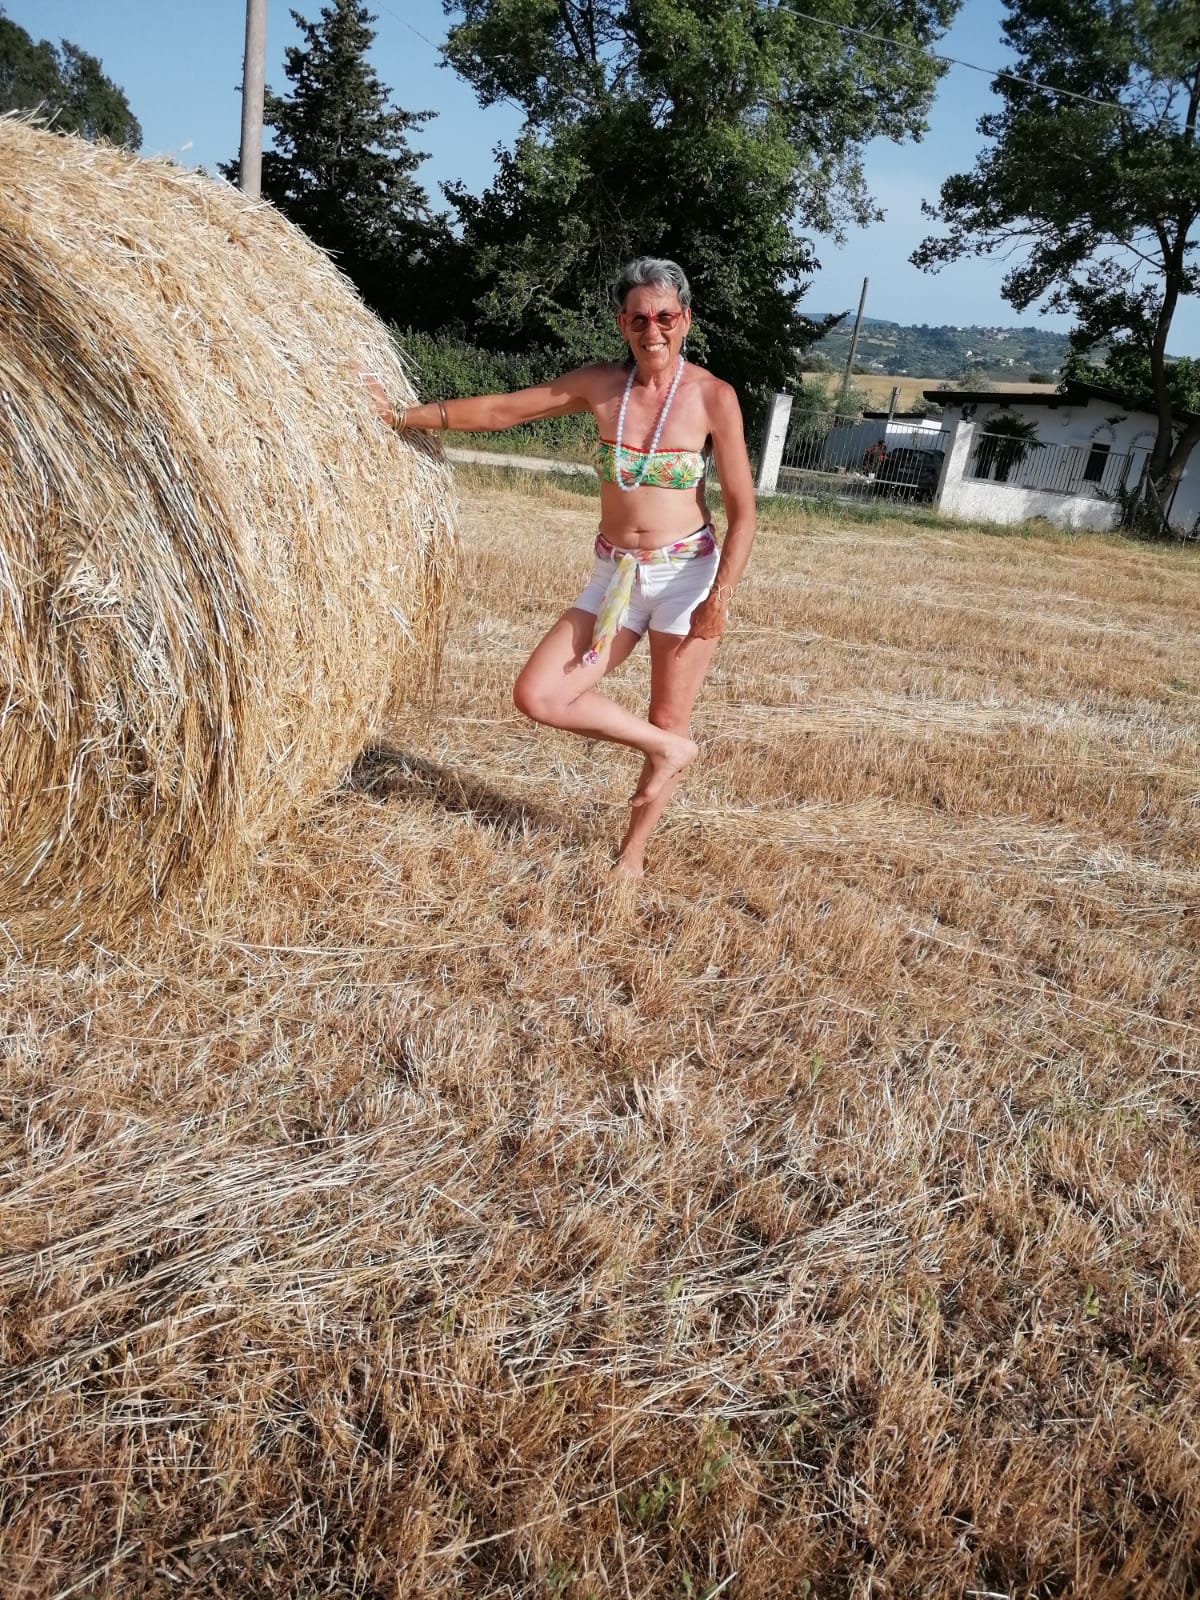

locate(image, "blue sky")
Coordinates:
9 0 1199 351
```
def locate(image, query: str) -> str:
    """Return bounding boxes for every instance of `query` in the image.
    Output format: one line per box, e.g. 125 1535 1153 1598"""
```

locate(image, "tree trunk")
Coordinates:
1162 416 1200 531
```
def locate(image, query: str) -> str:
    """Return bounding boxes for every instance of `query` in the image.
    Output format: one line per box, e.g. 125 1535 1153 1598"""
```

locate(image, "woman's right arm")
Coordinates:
361 369 597 434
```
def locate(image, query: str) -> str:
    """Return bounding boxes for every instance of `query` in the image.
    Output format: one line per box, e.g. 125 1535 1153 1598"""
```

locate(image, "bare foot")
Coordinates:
630 733 699 808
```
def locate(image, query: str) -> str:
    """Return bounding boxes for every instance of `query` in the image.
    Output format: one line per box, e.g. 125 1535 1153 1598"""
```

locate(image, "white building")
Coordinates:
926 381 1200 535
826 409 945 466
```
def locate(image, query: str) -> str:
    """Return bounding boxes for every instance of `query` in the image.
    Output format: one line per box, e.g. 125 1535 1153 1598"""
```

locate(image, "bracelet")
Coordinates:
389 404 408 431
437 399 449 431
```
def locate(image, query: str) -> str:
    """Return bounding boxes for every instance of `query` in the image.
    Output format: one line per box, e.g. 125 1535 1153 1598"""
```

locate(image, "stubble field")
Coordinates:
2 473 1199 1599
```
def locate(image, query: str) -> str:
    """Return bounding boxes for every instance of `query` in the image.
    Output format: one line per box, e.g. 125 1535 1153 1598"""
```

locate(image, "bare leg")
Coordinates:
513 608 697 772
615 629 721 877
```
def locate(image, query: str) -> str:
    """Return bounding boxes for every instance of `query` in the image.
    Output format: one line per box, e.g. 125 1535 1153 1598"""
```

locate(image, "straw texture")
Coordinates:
0 117 456 949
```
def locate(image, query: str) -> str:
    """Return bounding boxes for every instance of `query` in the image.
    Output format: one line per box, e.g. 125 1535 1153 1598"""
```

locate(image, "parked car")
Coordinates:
875 446 945 501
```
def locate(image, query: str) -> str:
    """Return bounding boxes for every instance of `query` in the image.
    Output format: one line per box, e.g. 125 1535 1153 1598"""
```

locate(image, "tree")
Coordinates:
439 0 961 410
232 0 444 325
1062 340 1200 416
913 0 1200 514
0 10 141 147
973 412 1045 482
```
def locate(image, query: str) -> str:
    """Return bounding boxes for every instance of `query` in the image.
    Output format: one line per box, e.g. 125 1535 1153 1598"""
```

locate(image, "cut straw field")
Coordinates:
3 475 1199 1599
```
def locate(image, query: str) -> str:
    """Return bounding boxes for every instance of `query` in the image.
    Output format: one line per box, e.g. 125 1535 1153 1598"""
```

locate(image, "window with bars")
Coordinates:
1083 442 1111 483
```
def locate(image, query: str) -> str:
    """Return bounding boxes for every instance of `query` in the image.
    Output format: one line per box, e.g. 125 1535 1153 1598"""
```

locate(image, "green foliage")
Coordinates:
787 374 868 452
975 411 1046 482
395 327 597 458
1063 343 1200 416
811 314 1069 381
440 0 962 412
618 1473 679 1532
914 0 1200 489
228 0 445 327
677 1577 727 1600
0 10 141 147
694 1440 732 1500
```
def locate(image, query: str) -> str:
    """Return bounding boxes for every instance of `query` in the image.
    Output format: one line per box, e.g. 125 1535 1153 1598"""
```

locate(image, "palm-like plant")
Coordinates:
974 412 1046 483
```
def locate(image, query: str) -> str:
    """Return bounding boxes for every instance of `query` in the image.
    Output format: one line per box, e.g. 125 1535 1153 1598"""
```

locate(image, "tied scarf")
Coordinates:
583 527 716 665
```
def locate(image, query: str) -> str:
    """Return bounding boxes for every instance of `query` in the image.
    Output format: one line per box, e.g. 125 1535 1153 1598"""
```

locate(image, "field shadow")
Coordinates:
348 742 592 848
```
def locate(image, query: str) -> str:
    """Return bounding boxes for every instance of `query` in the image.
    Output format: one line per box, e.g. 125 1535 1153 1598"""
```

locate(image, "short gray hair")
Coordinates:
614 257 692 311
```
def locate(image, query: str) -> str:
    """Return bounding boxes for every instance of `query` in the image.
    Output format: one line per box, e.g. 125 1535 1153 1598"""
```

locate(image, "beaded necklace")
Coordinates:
614 355 685 492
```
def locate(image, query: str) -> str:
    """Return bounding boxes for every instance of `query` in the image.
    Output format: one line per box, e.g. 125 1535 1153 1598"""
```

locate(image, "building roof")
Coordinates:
922 387 1064 408
922 378 1200 424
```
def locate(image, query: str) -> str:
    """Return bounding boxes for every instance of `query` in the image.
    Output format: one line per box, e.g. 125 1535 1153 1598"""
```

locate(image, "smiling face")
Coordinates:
618 283 692 376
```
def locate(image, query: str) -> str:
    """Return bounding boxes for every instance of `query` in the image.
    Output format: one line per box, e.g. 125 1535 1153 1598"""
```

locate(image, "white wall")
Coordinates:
963 395 1153 455
1168 456 1200 535
939 476 1120 531
834 415 945 462
951 397 1200 533
935 420 1121 530
885 415 946 440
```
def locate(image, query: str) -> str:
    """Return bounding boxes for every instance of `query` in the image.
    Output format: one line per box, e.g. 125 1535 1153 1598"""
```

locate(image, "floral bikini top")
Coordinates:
593 439 708 490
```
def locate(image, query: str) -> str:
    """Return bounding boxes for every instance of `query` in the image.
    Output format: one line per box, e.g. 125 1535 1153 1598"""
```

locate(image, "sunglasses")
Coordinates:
625 310 685 333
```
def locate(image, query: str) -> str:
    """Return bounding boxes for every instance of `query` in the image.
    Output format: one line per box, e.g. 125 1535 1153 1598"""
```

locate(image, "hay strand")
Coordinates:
0 117 456 948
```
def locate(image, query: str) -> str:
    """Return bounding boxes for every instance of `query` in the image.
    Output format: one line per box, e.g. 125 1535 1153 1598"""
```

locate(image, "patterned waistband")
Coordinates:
594 525 715 565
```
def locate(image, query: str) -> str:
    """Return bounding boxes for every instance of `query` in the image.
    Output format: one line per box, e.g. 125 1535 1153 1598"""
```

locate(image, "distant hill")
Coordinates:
808 315 1070 383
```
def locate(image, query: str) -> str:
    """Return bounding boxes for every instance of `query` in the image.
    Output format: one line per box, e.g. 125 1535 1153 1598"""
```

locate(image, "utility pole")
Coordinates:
839 276 868 414
238 0 267 199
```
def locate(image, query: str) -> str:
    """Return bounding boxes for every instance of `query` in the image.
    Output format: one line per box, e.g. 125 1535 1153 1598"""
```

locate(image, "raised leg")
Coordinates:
513 608 698 775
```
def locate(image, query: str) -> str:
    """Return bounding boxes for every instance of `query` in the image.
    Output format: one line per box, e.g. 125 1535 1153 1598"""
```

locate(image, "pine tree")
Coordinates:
235 0 443 323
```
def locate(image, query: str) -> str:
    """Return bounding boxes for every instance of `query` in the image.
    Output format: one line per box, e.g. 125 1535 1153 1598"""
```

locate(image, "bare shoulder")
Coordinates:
686 364 743 425
563 361 628 400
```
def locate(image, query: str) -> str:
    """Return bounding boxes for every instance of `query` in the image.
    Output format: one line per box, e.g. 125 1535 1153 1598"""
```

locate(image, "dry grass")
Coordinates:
0 118 456 950
2 473 1199 1598
848 376 1061 412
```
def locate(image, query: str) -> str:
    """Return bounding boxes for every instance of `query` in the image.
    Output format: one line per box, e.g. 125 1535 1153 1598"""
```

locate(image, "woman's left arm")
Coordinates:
688 381 757 640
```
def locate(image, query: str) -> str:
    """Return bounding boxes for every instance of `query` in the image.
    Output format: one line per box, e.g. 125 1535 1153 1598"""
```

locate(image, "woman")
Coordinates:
363 257 756 879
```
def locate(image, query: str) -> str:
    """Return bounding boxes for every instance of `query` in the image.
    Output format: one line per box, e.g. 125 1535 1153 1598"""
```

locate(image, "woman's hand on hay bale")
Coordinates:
357 371 454 433
358 370 395 425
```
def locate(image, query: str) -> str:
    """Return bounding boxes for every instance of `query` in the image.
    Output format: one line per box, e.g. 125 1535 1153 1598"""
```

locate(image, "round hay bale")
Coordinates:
0 117 457 949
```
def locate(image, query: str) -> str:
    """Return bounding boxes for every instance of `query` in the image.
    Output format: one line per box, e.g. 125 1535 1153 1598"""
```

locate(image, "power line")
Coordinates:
786 8 1137 120
374 1 529 118
382 1 1144 129
381 6 442 59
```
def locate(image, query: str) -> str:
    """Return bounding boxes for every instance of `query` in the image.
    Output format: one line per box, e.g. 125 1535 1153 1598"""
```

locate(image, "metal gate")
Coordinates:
775 411 950 507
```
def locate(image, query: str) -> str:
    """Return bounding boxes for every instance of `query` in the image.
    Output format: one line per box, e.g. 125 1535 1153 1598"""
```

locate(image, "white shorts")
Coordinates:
571 527 720 639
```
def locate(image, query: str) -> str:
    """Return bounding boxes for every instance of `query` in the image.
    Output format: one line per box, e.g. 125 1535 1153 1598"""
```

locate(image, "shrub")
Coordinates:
393 328 598 460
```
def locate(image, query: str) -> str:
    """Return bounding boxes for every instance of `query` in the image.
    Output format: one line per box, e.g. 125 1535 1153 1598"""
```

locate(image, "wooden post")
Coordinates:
838 276 868 412
239 0 268 199
756 393 793 495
